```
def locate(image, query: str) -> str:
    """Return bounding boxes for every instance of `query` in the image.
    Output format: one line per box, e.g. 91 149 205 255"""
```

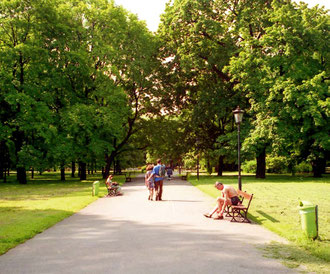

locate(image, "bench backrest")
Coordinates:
237 189 253 209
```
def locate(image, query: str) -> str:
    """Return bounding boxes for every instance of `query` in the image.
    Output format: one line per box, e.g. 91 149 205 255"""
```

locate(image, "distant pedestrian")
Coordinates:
166 167 173 180
145 165 155 201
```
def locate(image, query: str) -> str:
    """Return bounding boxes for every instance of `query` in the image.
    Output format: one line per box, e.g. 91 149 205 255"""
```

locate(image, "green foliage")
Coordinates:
295 162 313 173
0 0 158 181
266 156 290 174
242 160 257 174
227 1 329 176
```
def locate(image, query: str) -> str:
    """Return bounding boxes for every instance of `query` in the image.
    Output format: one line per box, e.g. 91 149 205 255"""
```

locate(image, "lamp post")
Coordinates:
233 106 244 190
196 138 200 180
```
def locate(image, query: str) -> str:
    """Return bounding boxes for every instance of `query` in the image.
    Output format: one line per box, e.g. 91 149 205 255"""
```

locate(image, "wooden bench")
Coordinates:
181 172 189 180
124 172 131 182
105 181 119 197
225 190 253 223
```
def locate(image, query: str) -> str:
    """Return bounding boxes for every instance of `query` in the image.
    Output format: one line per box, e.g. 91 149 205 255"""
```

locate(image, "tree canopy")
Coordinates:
0 0 328 183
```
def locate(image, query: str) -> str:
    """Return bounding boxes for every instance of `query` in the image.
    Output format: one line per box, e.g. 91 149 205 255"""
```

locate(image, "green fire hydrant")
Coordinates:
92 181 100 196
298 201 318 240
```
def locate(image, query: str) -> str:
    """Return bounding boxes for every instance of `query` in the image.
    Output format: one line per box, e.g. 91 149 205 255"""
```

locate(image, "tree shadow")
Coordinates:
0 212 297 273
256 210 280 223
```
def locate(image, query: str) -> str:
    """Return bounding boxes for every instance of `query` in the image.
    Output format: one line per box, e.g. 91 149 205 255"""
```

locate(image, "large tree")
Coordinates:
228 0 329 177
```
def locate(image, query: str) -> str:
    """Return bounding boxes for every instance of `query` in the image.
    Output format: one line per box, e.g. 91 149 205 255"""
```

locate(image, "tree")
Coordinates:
228 1 329 177
0 0 62 183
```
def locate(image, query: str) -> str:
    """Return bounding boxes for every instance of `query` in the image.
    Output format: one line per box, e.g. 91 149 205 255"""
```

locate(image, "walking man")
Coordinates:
151 159 165 201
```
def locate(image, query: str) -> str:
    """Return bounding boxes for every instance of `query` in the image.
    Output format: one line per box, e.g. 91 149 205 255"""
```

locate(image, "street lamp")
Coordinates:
233 106 244 190
196 137 200 180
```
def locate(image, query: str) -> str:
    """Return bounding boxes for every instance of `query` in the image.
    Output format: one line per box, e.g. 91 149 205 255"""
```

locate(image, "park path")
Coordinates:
0 175 295 274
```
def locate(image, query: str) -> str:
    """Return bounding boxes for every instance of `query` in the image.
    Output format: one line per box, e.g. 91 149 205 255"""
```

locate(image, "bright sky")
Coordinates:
114 0 329 32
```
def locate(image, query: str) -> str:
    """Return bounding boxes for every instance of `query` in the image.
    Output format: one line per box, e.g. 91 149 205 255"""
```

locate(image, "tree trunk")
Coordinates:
104 152 116 178
71 161 75 178
13 130 27 184
31 168 34 179
217 155 224 176
312 157 326 178
79 162 87 180
0 141 4 180
17 167 27 184
0 165 3 180
60 165 65 181
256 148 266 179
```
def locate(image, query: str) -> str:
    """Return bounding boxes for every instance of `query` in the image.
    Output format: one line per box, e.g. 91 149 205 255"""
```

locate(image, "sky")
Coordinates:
114 0 329 32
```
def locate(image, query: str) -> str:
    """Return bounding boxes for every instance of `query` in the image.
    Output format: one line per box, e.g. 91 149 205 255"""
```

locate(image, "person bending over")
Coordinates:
203 182 240 220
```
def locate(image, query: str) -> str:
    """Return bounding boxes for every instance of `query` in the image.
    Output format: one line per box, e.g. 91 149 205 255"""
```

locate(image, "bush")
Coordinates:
206 165 213 175
266 156 289 174
242 160 257 173
295 161 312 173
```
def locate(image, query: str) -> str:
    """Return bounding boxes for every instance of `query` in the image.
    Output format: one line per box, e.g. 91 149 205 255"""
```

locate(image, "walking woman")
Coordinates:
145 165 155 200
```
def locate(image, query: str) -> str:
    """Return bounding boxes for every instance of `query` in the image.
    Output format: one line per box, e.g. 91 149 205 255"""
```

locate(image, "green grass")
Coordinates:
189 172 330 273
0 171 125 255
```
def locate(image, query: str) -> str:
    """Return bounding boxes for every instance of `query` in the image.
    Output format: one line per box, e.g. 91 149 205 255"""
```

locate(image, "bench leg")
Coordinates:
225 205 232 217
230 209 250 223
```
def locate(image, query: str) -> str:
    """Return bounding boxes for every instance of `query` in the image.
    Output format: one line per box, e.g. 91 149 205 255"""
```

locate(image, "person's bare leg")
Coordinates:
217 198 225 216
204 197 222 218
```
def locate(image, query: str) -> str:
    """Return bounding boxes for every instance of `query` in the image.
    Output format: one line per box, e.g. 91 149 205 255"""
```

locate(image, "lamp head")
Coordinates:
233 106 244 124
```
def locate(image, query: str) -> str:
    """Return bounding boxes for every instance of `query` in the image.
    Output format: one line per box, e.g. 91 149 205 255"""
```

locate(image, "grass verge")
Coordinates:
0 172 125 255
189 173 330 273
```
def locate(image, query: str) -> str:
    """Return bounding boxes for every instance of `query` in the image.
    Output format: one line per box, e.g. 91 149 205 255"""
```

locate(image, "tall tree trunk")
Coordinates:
312 157 326 178
17 167 27 184
60 164 65 181
71 161 75 178
0 141 4 180
79 162 87 180
104 152 116 178
31 168 34 179
217 155 224 176
256 148 266 179
13 129 27 184
0 165 3 180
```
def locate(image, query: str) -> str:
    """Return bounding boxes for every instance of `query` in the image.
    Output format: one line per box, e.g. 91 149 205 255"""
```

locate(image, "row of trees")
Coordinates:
0 0 158 183
0 0 328 183
154 0 329 177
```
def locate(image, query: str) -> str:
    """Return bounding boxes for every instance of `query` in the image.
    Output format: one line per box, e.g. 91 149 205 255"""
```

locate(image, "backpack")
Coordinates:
158 165 166 177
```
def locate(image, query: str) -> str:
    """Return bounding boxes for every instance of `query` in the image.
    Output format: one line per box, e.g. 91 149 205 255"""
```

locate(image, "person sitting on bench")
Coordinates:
203 181 240 220
106 175 123 196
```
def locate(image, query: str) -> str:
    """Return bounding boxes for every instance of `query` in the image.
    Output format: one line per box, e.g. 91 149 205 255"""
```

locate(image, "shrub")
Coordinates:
295 161 312 173
266 156 289 174
242 160 257 173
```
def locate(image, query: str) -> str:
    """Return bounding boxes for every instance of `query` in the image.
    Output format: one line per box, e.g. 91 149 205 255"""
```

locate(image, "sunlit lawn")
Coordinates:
0 171 125 255
188 172 330 272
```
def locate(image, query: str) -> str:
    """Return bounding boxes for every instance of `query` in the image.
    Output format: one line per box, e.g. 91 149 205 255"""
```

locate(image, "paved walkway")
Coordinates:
0 175 295 274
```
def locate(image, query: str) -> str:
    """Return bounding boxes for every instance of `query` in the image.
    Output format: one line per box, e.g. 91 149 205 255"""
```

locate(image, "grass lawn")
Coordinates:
189 172 330 273
0 171 126 255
